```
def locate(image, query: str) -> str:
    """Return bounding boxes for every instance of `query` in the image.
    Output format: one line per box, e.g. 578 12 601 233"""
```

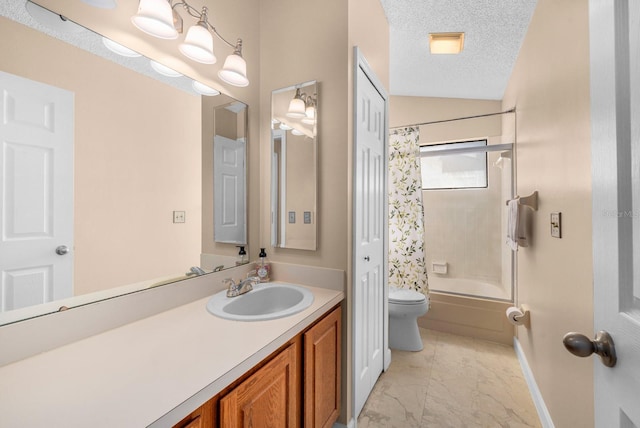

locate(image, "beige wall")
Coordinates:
260 0 389 423
502 0 594 426
260 0 349 268
0 18 202 295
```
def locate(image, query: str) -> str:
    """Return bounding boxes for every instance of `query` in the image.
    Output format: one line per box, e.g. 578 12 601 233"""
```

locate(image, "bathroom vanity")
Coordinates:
0 279 343 427
175 305 341 428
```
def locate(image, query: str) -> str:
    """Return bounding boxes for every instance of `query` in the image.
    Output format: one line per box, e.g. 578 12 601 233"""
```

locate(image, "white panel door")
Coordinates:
213 135 246 244
354 58 387 416
589 1 640 426
0 71 74 312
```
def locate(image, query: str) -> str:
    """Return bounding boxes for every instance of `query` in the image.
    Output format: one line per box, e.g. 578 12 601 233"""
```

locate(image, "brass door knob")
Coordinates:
562 330 617 368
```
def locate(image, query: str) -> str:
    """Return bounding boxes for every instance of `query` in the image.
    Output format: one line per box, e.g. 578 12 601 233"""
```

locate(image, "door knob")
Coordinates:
55 245 69 255
562 330 617 368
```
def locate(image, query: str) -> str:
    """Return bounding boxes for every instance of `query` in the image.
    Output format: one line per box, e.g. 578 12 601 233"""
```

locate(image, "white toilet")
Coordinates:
388 286 429 351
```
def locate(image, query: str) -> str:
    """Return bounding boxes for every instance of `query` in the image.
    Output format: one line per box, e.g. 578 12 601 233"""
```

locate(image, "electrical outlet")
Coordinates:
550 212 561 238
304 211 312 224
173 211 185 223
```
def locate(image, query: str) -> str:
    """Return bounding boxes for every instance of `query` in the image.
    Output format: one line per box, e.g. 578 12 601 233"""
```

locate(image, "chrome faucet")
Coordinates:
225 276 260 297
186 266 206 276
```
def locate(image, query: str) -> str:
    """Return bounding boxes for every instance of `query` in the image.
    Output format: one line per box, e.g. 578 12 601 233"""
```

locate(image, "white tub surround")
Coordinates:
0 282 344 427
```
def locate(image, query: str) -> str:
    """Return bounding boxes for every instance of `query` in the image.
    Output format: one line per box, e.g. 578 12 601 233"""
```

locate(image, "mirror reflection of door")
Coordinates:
213 135 246 244
212 101 247 246
271 130 286 246
0 71 74 312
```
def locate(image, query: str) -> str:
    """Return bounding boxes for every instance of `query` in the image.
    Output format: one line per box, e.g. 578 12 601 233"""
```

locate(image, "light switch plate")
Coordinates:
304 211 312 224
173 211 185 223
550 212 561 238
288 211 296 223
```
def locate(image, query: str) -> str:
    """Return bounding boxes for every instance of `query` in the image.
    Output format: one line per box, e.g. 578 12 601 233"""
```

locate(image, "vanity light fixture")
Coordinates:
279 123 293 131
286 88 307 118
287 88 317 125
192 80 220 96
429 32 465 54
102 37 142 57
291 129 304 136
131 0 178 39
131 0 250 86
301 96 317 125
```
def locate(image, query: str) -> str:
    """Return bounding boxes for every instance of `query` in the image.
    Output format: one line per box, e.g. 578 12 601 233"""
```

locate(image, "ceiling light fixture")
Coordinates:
429 32 465 54
131 0 249 86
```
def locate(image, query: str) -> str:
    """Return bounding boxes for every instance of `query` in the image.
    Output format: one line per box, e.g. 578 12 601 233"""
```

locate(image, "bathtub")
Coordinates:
418 277 515 345
428 276 511 301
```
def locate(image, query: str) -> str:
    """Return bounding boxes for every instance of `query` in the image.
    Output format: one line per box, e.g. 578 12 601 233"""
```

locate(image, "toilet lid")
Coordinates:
389 286 426 303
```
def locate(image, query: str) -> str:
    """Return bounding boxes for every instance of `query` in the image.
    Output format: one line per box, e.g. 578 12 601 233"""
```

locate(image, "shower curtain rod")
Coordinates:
392 107 516 128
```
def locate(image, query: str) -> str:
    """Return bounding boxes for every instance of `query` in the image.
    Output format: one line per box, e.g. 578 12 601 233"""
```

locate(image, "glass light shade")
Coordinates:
150 60 182 77
218 53 249 87
131 0 178 40
179 23 216 64
301 104 316 124
81 0 117 9
286 97 306 118
102 37 141 57
429 32 465 54
192 81 220 96
291 129 304 136
279 123 293 131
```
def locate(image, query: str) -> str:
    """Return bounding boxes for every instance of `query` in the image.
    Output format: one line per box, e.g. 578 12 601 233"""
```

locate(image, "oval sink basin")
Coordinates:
206 282 314 321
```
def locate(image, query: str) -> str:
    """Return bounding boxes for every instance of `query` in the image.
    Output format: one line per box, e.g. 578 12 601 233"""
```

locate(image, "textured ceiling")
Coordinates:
380 0 538 100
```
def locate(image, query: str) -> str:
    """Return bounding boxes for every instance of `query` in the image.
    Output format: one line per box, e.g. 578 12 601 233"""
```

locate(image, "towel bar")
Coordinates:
505 191 538 211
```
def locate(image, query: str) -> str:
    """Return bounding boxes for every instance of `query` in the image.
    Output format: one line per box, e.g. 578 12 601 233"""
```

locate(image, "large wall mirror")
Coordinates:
0 1 249 325
270 81 318 251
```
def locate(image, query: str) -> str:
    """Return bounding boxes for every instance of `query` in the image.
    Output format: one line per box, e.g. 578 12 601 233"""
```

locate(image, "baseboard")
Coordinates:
514 337 555 428
333 417 355 428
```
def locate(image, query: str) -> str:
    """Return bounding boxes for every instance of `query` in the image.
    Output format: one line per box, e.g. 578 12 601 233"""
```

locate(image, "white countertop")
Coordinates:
0 282 344 427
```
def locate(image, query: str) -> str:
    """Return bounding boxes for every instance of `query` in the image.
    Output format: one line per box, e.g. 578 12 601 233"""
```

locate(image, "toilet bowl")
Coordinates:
388 286 429 351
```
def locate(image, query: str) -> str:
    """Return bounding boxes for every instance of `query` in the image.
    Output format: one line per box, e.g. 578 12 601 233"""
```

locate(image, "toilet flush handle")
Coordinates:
364 256 370 262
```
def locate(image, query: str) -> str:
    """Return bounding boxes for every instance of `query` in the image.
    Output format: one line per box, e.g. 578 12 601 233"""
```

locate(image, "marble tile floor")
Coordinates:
358 328 541 428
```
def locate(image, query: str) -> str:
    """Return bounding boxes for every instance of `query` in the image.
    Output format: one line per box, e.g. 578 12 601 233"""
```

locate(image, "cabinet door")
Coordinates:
304 306 341 428
173 398 215 428
220 340 300 427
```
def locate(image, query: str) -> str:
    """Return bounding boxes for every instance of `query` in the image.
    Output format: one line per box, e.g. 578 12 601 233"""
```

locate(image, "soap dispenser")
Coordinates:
235 246 248 266
257 248 271 282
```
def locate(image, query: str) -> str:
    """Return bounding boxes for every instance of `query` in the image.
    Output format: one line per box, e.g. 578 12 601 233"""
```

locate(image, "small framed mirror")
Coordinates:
270 81 318 250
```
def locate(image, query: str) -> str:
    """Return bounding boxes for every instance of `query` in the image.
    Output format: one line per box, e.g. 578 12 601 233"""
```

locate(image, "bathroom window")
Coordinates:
420 139 488 190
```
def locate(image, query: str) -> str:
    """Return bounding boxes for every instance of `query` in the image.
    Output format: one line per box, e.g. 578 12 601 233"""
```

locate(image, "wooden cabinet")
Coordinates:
172 305 341 428
173 398 216 428
220 339 301 427
304 306 341 428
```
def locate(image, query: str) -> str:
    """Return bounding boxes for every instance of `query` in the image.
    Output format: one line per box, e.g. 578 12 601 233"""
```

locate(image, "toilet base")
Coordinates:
389 315 424 351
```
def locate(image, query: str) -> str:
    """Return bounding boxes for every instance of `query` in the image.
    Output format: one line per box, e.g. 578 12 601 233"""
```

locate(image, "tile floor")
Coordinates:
357 328 541 428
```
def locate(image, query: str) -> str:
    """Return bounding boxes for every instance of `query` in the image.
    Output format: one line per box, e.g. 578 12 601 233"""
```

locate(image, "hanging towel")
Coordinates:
506 199 520 251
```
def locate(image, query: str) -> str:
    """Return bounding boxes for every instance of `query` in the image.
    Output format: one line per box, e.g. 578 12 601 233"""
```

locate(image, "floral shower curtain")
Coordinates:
388 127 429 295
